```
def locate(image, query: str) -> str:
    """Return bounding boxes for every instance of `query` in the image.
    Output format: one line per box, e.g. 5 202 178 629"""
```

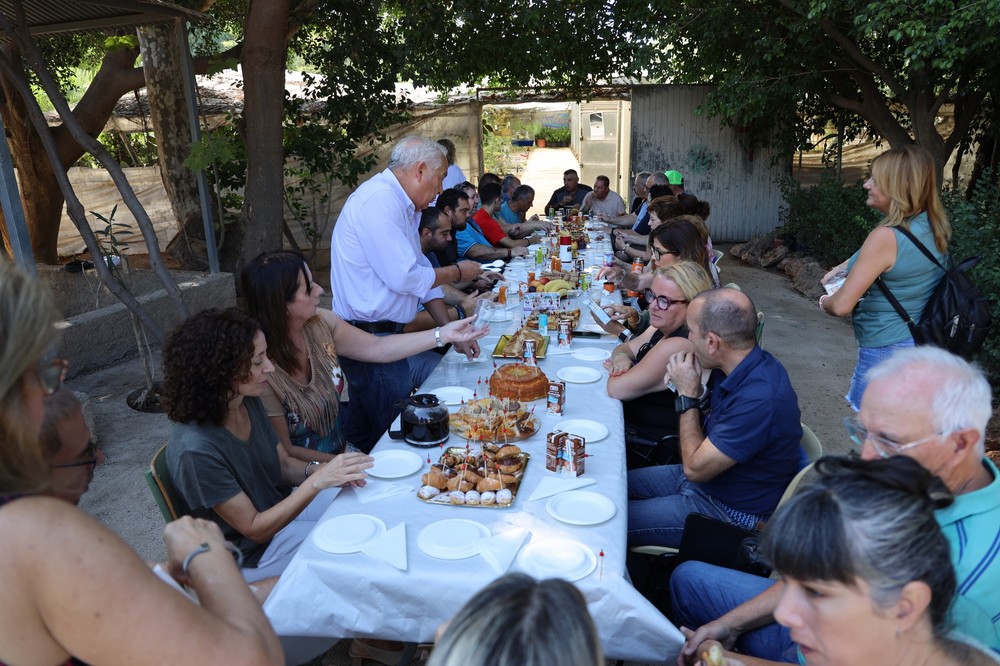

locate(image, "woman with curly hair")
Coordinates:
162 308 373 582
0 263 282 665
241 250 487 458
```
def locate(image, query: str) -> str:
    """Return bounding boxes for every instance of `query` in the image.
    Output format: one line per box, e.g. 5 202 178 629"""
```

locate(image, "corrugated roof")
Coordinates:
0 0 201 36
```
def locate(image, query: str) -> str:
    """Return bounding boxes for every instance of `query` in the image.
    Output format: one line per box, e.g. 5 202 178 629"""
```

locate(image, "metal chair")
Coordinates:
144 444 183 523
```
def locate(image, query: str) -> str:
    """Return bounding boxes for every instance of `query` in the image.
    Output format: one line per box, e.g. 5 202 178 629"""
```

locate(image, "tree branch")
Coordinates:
773 0 907 99
0 46 166 343
0 6 189 321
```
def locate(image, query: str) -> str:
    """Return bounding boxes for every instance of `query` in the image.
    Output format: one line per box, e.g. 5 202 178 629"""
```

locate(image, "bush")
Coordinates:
778 171 880 265
944 175 1000 382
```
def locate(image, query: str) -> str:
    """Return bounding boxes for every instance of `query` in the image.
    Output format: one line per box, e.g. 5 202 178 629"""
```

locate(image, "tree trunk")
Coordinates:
0 42 144 263
0 45 62 262
968 133 999 198
222 0 290 275
137 22 210 270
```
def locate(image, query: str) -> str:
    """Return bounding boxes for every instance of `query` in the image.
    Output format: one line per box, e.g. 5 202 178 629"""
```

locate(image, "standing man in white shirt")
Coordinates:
330 136 483 450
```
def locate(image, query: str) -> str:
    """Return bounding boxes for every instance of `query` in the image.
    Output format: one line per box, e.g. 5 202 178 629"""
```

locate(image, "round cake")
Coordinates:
489 362 549 401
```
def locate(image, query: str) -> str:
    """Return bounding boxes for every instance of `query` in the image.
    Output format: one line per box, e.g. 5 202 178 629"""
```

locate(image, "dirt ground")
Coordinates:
69 250 857 664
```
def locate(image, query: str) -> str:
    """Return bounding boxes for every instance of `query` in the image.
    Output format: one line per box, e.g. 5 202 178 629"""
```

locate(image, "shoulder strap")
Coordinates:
894 225 947 271
874 276 918 332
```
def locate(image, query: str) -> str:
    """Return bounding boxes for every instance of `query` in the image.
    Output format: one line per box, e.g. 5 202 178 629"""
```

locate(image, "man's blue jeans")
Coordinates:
338 335 443 452
669 561 798 662
627 464 732 548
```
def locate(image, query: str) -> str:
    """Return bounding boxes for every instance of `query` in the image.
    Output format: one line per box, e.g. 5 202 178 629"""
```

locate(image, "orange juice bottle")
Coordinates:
627 258 644 297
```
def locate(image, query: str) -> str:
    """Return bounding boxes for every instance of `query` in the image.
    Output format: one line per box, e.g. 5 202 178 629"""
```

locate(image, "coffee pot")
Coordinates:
389 393 450 447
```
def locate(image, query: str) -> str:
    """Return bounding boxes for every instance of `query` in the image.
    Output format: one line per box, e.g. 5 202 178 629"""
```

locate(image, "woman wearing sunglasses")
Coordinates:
0 262 282 665
605 262 714 469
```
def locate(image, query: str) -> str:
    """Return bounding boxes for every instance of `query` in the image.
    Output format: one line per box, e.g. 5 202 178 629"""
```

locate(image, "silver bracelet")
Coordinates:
305 460 321 478
181 542 211 576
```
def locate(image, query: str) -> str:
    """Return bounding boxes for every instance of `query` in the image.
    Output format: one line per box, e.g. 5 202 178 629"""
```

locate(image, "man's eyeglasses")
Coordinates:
643 289 688 311
37 358 69 396
51 441 100 469
651 246 680 260
843 417 946 459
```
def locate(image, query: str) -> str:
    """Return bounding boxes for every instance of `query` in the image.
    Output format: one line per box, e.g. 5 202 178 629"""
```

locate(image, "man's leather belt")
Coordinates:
347 320 405 335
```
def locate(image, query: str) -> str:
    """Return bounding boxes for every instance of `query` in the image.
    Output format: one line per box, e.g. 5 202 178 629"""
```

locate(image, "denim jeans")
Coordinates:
627 464 732 548
669 561 799 662
846 339 914 411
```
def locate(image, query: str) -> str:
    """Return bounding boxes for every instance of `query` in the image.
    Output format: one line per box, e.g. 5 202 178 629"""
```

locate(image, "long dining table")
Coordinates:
263 259 684 665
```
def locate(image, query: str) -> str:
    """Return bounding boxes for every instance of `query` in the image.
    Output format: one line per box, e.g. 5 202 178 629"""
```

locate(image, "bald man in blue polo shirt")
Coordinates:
672 346 1000 664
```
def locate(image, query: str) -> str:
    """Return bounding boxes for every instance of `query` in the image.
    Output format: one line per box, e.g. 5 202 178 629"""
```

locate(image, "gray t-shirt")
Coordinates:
166 397 291 567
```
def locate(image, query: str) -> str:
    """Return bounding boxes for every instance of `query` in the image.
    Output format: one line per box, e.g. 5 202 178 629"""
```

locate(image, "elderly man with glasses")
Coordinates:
671 345 1000 665
627 288 804 547
40 389 104 505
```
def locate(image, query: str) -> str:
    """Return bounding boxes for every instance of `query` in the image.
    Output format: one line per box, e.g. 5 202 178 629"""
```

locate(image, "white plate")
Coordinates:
517 538 597 581
313 514 387 554
557 366 603 383
571 348 611 362
546 490 617 525
554 419 609 443
431 386 475 405
417 519 491 560
368 449 424 479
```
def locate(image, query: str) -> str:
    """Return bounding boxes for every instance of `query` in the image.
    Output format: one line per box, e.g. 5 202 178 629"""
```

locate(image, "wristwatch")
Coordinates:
675 385 710 414
617 330 632 343
435 327 445 348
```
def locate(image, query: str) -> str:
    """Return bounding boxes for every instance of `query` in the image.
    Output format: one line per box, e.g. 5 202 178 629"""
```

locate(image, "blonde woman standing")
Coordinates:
819 146 949 410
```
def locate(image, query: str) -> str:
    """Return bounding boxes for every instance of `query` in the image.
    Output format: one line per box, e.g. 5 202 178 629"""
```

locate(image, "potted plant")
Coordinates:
548 127 572 147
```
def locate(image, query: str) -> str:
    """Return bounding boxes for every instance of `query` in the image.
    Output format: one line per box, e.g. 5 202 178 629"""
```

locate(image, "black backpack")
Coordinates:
875 226 992 359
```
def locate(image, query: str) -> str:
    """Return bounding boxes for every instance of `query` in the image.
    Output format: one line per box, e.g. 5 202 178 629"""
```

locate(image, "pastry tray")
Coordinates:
418 447 530 508
492 335 550 358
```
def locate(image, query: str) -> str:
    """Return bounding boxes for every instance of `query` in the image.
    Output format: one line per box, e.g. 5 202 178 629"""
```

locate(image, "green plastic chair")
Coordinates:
144 444 183 523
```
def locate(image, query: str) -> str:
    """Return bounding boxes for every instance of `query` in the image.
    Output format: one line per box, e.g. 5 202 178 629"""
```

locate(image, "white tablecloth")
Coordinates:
263 284 682 665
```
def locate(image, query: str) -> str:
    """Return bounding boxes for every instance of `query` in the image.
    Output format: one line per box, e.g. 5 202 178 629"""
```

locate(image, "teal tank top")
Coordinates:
847 212 948 347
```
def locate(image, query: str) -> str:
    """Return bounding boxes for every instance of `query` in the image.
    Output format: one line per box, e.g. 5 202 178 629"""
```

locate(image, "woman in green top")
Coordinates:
818 146 949 410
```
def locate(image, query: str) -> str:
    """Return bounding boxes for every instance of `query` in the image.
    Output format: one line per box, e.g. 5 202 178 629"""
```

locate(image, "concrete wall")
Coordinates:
38 266 237 378
629 85 787 242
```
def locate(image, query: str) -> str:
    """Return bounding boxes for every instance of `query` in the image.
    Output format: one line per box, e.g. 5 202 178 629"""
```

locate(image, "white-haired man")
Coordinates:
672 346 1000 664
330 136 483 450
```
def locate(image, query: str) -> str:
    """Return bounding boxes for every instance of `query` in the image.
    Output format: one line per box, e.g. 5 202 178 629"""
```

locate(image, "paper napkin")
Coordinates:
477 527 529 574
354 478 414 504
527 476 596 502
361 522 407 570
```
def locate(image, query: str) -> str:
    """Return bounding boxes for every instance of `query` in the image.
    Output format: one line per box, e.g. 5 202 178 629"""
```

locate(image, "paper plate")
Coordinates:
554 419 609 443
546 490 617 526
367 449 424 479
516 538 597 581
431 386 475 406
557 366 603 384
417 519 491 560
571 347 611 362
312 514 387 554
